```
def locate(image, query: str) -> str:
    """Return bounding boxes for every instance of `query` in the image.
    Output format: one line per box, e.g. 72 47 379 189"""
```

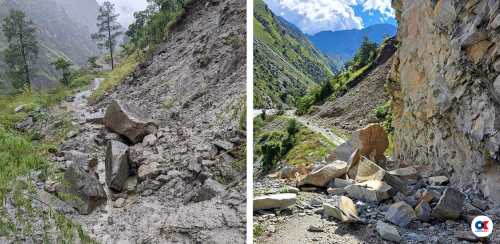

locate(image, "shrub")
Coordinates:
375 105 387 117
261 140 282 171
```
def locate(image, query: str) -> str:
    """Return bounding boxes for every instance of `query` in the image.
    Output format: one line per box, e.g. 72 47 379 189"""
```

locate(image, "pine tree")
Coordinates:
91 1 122 70
50 59 72 86
2 9 38 90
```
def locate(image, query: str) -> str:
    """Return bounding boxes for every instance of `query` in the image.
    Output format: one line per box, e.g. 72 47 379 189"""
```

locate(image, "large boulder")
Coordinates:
297 161 347 187
59 163 107 214
345 180 395 204
323 196 361 223
253 193 296 211
333 124 389 167
385 201 417 227
105 140 130 191
103 100 156 143
351 156 412 195
431 188 464 221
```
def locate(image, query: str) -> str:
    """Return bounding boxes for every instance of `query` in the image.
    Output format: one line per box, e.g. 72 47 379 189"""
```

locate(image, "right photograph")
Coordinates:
253 0 499 243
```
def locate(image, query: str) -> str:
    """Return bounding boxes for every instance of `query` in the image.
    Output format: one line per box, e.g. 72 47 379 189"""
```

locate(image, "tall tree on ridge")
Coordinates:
91 1 122 70
2 9 38 90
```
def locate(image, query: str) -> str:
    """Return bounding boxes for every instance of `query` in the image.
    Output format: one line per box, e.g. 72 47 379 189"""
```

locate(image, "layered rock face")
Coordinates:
389 0 500 204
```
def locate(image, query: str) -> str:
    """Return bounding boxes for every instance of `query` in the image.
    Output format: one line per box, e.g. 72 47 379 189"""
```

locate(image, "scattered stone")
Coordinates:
297 161 348 187
310 198 323 206
454 231 485 242
15 116 34 131
323 196 361 223
142 134 157 146
59 164 107 214
345 180 395 204
431 188 463 221
333 178 352 188
266 225 276 233
113 198 126 208
103 99 155 143
66 131 77 139
472 199 488 211
194 179 225 202
327 187 346 195
105 140 130 191
14 104 25 113
213 140 234 151
393 192 417 208
253 194 296 211
308 226 324 232
385 201 417 227
394 162 409 169
85 112 104 124
428 176 449 186
137 162 160 180
64 150 89 168
376 221 402 242
286 187 300 194
389 167 419 181
88 157 98 168
415 200 431 222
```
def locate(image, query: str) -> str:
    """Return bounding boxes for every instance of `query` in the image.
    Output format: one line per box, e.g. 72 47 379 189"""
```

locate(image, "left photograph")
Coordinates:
0 0 247 243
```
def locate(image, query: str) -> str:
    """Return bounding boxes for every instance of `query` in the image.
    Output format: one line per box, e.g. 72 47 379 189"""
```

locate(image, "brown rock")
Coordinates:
385 202 417 227
418 189 441 203
323 196 361 223
333 124 389 167
431 188 463 221
394 162 409 169
297 162 348 187
352 156 412 195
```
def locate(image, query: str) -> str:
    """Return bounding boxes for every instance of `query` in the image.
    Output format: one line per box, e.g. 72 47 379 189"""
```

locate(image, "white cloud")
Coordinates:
276 0 393 35
96 0 149 27
359 0 395 18
279 0 362 35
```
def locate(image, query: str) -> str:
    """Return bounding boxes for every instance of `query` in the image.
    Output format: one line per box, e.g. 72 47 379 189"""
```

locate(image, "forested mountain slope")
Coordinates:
0 0 101 89
253 0 341 108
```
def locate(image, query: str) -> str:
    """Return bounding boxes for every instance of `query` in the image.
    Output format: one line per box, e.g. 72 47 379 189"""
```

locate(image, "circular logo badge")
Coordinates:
471 216 493 237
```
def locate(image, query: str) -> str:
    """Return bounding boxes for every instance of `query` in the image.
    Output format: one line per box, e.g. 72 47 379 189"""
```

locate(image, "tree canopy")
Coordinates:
91 1 122 70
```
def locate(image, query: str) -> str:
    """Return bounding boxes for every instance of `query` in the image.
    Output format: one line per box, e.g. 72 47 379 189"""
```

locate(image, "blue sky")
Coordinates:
263 0 397 35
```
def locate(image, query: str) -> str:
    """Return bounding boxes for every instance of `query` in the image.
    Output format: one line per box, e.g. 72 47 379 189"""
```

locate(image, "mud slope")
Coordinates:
312 38 397 133
81 0 247 242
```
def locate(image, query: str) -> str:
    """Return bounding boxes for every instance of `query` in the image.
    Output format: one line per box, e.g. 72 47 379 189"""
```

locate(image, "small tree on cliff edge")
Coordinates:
2 9 38 90
91 1 122 70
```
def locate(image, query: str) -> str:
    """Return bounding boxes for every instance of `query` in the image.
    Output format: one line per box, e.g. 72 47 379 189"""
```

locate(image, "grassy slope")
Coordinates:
253 0 340 108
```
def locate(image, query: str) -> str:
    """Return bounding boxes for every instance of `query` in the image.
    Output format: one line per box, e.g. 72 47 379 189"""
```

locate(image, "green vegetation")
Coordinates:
254 115 334 172
125 0 190 50
253 0 341 107
91 1 123 70
50 59 73 86
89 50 142 101
86 56 103 73
3 9 39 90
296 35 389 116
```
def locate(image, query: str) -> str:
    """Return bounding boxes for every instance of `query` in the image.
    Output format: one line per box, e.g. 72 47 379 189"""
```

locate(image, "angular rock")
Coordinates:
114 198 126 208
333 124 389 167
213 140 234 151
60 164 107 214
415 200 431 222
386 201 417 227
105 140 130 191
253 193 296 211
323 196 361 223
393 192 417 208
428 176 449 186
297 161 347 187
376 221 402 242
137 162 160 180
333 178 352 188
64 150 89 168
431 188 463 221
352 156 412 195
389 167 419 181
194 179 225 202
327 187 346 195
14 104 25 113
15 116 34 131
394 162 409 169
66 131 77 139
454 231 485 242
86 112 104 124
418 189 441 203
103 100 155 143
286 187 300 194
345 180 395 204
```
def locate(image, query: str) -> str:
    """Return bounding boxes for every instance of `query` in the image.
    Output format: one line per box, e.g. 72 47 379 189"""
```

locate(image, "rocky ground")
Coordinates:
1 0 247 243
253 124 500 243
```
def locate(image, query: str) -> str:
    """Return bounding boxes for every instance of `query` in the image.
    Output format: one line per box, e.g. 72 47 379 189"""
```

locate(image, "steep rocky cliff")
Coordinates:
389 0 500 205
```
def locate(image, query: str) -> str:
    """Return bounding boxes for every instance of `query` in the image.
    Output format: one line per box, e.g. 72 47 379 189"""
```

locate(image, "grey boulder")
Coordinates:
105 140 130 191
